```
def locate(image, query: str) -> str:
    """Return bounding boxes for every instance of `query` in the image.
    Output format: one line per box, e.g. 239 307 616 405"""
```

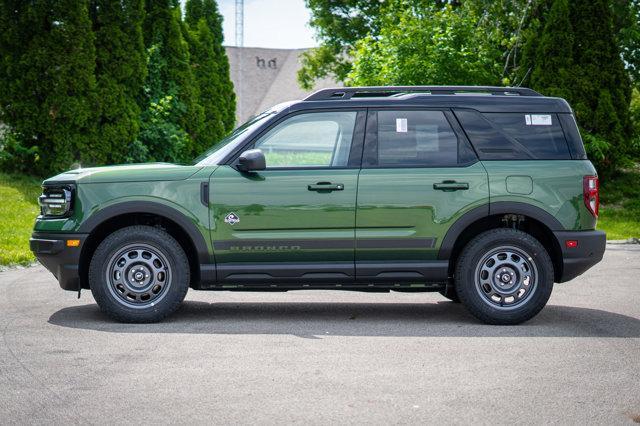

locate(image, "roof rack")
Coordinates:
304 86 542 101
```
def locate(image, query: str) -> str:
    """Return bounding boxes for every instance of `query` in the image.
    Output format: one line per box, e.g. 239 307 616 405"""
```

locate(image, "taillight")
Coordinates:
583 175 599 218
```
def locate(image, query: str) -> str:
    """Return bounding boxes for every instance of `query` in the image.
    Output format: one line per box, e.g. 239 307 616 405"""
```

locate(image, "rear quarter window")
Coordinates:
455 110 571 160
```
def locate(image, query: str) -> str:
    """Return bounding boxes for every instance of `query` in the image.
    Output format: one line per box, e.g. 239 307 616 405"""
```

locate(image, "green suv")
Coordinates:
30 86 606 324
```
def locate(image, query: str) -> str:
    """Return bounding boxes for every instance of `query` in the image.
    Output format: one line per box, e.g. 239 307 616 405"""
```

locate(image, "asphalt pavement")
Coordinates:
1 244 639 425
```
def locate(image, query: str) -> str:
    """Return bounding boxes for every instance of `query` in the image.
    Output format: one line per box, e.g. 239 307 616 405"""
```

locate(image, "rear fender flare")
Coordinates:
438 202 564 260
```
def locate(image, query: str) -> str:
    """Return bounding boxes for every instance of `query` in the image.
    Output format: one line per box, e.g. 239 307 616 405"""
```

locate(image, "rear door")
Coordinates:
209 109 365 284
355 109 489 282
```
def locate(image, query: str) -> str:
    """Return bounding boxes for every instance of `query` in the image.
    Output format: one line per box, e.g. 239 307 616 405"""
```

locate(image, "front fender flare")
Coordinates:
78 200 212 264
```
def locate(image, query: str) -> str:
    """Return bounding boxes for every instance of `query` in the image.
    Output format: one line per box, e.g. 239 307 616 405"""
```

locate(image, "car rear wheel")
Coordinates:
455 228 554 325
89 225 190 323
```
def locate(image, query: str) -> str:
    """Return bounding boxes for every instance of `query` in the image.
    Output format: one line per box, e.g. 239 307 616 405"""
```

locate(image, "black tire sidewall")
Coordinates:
439 287 461 303
89 226 190 323
455 229 554 325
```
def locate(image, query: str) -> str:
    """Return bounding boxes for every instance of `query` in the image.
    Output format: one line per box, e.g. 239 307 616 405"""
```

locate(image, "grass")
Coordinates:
0 165 637 267
598 165 640 240
0 173 41 266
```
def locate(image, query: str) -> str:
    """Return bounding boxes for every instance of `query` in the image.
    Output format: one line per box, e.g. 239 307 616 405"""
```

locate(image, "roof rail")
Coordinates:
304 86 542 101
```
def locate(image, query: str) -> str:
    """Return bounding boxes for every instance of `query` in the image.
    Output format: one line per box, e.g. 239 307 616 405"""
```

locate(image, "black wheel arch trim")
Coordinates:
77 201 212 264
438 201 565 260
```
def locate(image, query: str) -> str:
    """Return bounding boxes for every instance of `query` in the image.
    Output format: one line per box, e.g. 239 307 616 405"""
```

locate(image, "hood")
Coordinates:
44 163 203 184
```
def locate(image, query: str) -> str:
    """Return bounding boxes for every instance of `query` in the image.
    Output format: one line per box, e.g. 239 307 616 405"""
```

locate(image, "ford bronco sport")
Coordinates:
31 86 606 324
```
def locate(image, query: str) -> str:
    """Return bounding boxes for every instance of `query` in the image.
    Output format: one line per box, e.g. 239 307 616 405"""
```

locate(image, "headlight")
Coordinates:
38 185 75 217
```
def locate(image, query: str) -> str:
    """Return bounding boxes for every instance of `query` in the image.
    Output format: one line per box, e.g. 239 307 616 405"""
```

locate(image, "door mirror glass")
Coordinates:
237 149 266 172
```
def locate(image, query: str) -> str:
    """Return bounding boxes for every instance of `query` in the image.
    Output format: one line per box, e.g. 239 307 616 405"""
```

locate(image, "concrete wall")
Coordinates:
225 46 339 124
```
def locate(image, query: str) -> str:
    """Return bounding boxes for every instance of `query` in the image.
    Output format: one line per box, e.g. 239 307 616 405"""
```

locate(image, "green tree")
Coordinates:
299 0 386 89
528 0 574 99
613 0 640 84
185 0 236 134
89 0 146 165
133 44 190 163
348 4 502 86
300 0 532 88
521 0 633 174
142 0 203 159
0 0 96 176
187 19 227 150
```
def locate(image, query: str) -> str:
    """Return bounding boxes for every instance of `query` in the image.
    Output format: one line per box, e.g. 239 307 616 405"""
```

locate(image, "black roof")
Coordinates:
293 86 572 114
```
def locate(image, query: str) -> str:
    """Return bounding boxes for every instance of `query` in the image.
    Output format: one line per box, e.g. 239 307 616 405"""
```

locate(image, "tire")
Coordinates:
454 228 554 325
439 286 460 303
89 225 190 323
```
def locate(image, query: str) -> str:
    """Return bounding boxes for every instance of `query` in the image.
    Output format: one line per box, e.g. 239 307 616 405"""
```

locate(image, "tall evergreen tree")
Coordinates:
89 0 146 165
520 0 632 174
528 0 573 100
185 0 236 133
0 0 96 175
187 19 226 151
142 0 204 159
571 0 632 141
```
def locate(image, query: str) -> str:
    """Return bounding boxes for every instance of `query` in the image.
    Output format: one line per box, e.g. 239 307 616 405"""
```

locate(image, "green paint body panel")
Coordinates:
482 160 597 230
35 165 215 258
33 159 595 263
209 165 359 264
355 162 489 261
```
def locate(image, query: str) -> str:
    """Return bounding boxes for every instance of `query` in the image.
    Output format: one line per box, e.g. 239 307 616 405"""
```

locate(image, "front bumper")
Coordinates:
30 232 88 291
553 230 606 282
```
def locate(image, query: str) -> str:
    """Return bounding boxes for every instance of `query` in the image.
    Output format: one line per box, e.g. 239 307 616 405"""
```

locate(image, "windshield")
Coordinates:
194 110 278 166
194 102 290 166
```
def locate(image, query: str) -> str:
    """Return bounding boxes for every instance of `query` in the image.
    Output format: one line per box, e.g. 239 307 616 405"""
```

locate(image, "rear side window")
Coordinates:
455 110 571 160
366 110 476 167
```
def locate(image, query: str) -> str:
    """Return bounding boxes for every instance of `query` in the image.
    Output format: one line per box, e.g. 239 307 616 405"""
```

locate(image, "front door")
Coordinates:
355 109 489 282
209 109 365 284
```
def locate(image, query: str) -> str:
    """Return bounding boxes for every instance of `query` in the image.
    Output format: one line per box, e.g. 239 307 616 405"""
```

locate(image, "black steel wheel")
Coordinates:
455 228 553 325
474 246 537 309
105 243 172 308
89 226 189 323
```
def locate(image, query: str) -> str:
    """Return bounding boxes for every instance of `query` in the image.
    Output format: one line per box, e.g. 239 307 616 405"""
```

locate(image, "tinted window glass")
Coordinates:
483 113 570 159
558 114 587 160
455 110 571 160
455 110 529 160
376 110 460 167
254 111 357 168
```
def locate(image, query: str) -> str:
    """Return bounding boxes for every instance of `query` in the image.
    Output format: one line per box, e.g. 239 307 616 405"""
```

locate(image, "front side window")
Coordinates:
372 110 470 167
254 111 358 168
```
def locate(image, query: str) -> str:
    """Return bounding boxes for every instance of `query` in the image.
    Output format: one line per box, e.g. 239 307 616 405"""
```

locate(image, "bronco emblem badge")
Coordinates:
224 212 240 225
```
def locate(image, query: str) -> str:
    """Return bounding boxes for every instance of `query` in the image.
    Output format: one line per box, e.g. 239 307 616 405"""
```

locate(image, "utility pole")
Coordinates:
235 0 244 122
235 0 244 47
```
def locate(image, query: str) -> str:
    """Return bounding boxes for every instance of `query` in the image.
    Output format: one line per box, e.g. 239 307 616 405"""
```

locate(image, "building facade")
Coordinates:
225 47 339 124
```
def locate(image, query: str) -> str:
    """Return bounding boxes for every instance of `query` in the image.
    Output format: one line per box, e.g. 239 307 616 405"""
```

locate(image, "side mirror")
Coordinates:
237 149 266 172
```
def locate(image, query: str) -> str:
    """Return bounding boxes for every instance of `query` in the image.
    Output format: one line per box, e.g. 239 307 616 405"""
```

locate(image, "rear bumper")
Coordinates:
553 230 606 282
30 232 88 291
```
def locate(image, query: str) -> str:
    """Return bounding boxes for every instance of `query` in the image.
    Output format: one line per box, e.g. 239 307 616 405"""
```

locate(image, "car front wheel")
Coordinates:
89 225 190 323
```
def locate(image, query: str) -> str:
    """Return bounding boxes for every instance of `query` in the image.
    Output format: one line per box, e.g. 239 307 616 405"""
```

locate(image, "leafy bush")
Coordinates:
0 132 40 176
582 132 612 174
136 95 191 164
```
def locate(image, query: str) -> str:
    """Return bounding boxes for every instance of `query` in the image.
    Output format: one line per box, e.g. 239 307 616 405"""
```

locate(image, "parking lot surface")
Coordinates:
1 244 639 424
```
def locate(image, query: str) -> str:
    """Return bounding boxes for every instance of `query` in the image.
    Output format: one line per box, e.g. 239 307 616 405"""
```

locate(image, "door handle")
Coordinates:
433 180 469 191
308 182 344 191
